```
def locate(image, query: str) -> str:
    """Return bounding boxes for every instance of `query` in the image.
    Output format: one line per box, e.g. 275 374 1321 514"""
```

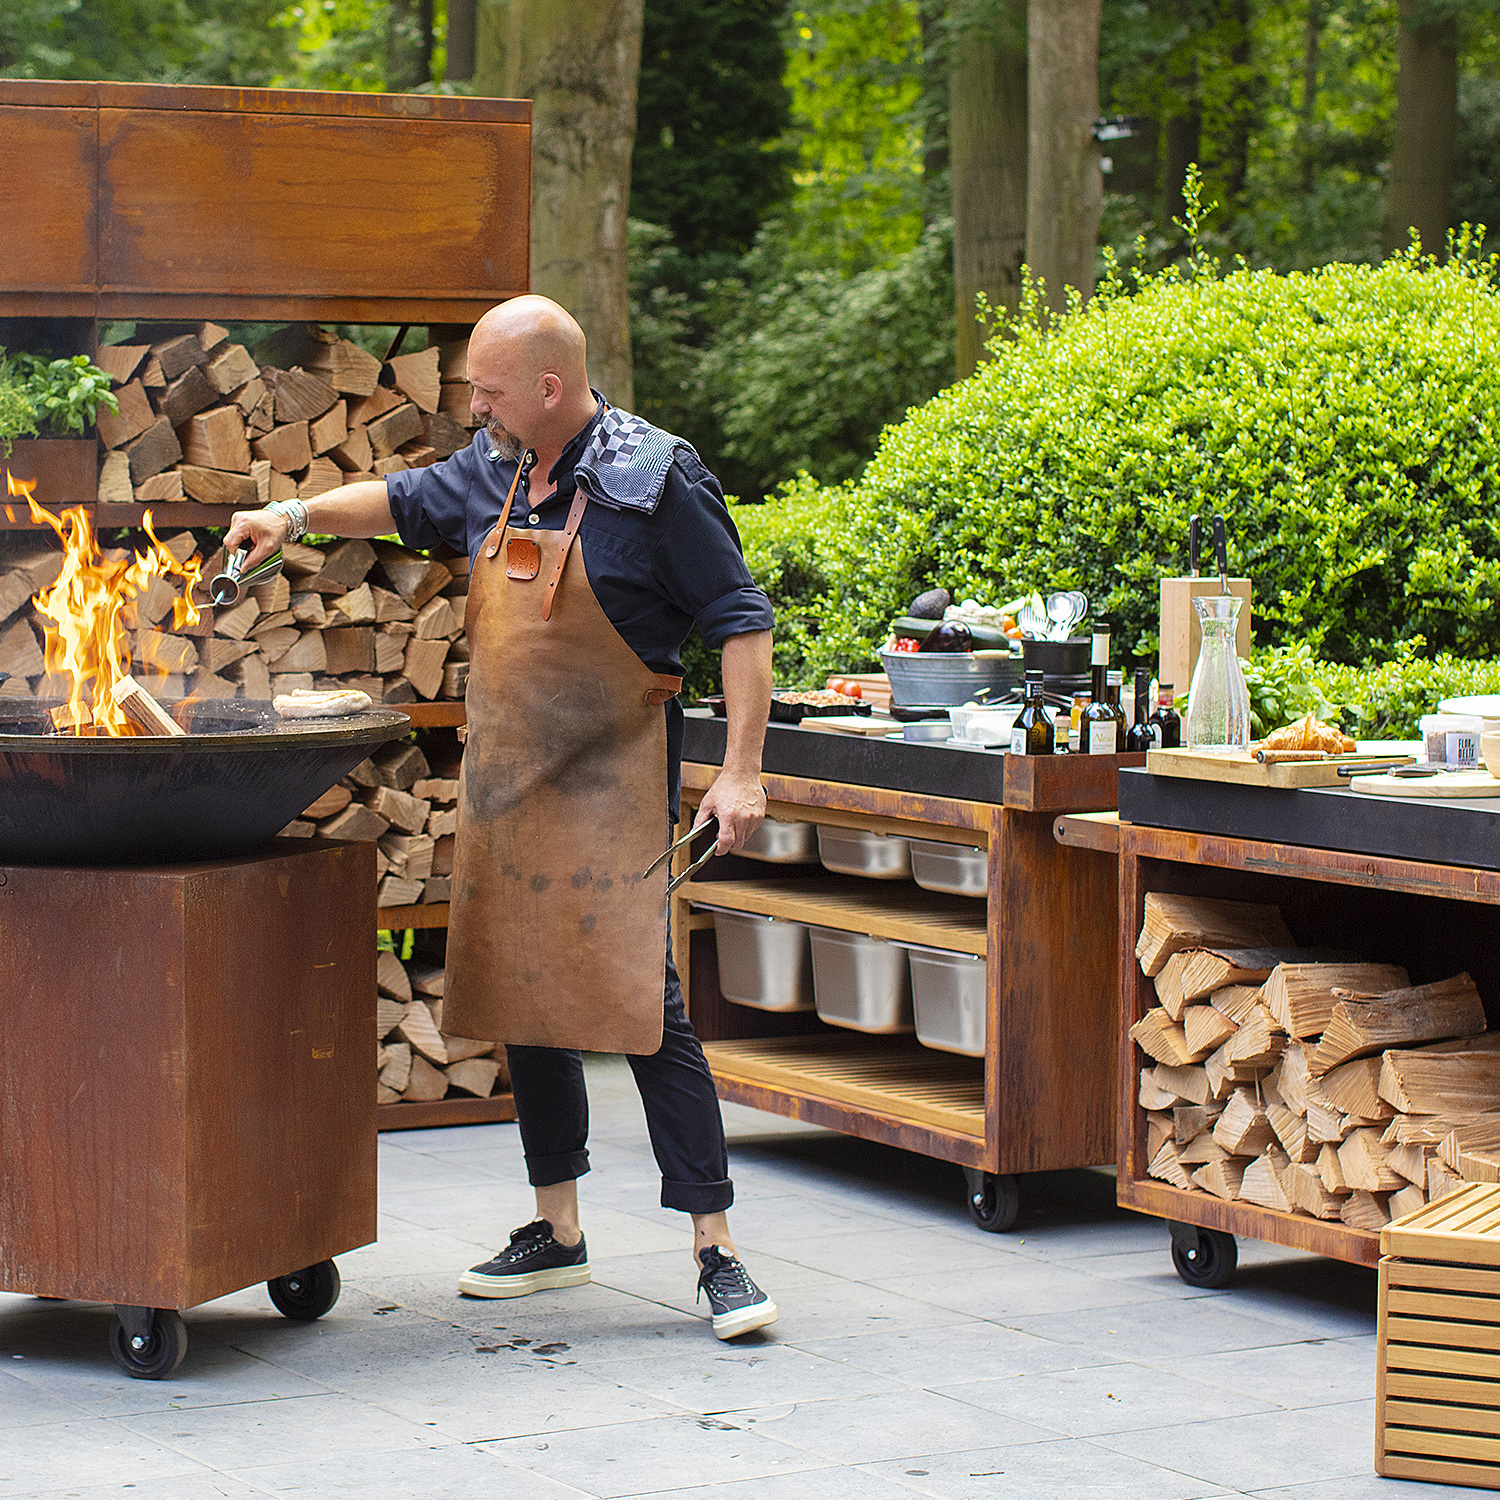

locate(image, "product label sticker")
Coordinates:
1089 721 1116 756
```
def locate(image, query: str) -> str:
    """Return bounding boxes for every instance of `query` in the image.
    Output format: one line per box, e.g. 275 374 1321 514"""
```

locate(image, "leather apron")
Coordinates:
442 466 680 1055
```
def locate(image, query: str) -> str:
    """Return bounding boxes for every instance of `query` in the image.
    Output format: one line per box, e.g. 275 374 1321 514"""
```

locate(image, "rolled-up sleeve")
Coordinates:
384 435 484 554
652 455 774 649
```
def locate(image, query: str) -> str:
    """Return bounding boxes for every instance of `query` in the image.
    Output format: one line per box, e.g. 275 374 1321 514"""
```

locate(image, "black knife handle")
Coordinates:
1213 514 1227 581
1189 514 1201 578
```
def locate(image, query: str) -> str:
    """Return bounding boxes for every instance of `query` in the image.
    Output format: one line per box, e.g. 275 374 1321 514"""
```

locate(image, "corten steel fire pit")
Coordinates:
0 701 409 1378
0 699 410 864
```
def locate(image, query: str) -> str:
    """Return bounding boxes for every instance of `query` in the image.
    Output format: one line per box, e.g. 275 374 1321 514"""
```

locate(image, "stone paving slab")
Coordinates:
0 1056 1418 1498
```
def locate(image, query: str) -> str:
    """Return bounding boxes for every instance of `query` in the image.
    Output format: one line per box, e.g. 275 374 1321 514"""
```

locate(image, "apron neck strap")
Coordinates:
494 459 526 537
542 487 590 622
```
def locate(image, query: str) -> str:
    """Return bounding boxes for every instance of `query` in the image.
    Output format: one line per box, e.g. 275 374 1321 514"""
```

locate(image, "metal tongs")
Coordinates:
644 814 720 894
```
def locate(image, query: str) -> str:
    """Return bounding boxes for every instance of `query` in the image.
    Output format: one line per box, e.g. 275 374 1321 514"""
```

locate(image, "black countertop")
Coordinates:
1118 766 1500 872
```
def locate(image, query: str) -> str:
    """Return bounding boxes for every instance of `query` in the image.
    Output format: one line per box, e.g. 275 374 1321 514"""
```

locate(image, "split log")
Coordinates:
410 964 445 998
320 539 377 589
1182 1004 1237 1062
308 400 348 456
377 995 407 1039
1309 973 1485 1075
375 543 450 607
378 875 424 907
1379 1050 1500 1115
267 366 340 423
1337 1127 1406 1192
375 741 430 789
376 949 412 1002
1340 1189 1391 1230
1240 1150 1293 1212
386 347 441 412
1152 1062 1210 1106
1147 1111 1173 1159
95 378 155 448
445 1058 501 1098
426 807 458 839
1389 1183 1427 1220
252 422 313 475
126 417 183 483
204 343 259 394
423 410 471 459
363 785 431 835
1148 1141 1192 1190
347 385 405 425
96 343 147 384
1214 1088 1276 1156
230 654 272 698
1386 1140 1430 1187
1318 1141 1350 1193
0 573 34 626
158 365 218 426
1224 1006 1285 1067
179 466 257 506
1438 1118 1500 1174
379 833 435 882
299 456 344 499
1140 1068 1177 1111
283 542 328 577
98 451 133 502
250 576 292 614
253 626 300 661
1285 1160 1346 1218
330 425 374 473
136 632 197 676
1130 1009 1193 1067
1192 1157 1248 1201
413 777 460 803
397 1000 447 1064
404 636 450 699
1321 1057 1392 1120
331 582 378 625
152 332 209 380
422 876 451 902
1172 1103 1223 1143
1178 1133 1230 1165
291 592 327 627
212 598 260 641
368 402 424 457
319 802 390 841
379 1041 413 1094
1136 893 1292 978
323 625 374 674
308 333 381 396
1430 1158 1466 1202
1263 962 1411 1040
1307 1100 1353 1145
1268 1103 1317 1163
112 674 184 736
302 784 351 819
402 1054 448 1102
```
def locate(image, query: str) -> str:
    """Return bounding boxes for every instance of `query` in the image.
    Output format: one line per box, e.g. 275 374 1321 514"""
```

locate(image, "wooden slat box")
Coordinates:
1379 1185 1500 1488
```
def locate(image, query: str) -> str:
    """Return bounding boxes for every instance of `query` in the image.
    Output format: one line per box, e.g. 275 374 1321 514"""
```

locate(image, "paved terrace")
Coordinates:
0 1057 1467 1499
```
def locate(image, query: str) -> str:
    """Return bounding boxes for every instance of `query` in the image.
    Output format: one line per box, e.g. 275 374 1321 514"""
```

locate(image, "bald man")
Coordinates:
226 297 779 1340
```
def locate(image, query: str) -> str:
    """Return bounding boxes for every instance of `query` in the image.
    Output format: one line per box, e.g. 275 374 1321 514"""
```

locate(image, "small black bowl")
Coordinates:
1021 637 1090 678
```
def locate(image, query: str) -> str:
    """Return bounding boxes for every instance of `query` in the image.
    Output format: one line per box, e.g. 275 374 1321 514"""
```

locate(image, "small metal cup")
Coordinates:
210 546 284 606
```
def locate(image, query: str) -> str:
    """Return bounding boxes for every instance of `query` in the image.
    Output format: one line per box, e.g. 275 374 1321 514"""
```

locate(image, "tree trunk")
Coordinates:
1026 0 1102 317
475 0 644 407
387 0 432 91
1383 0 1458 260
1299 0 1321 193
949 0 1027 377
1220 0 1253 211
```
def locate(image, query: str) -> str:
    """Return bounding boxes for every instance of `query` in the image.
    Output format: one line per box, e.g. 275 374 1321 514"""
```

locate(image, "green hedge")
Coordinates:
735 240 1500 688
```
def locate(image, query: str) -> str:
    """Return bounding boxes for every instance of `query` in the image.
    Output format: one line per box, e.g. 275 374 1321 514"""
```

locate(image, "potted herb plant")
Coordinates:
1 350 118 511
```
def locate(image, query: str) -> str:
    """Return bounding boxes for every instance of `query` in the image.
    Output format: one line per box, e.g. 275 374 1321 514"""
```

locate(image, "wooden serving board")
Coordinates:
1146 744 1415 789
1349 769 1500 799
798 714 903 738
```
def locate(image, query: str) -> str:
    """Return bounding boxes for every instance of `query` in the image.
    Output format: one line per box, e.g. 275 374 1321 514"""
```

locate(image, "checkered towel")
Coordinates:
574 407 694 516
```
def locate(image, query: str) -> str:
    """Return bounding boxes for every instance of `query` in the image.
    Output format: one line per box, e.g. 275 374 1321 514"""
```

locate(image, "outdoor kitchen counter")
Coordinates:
676 710 1144 1231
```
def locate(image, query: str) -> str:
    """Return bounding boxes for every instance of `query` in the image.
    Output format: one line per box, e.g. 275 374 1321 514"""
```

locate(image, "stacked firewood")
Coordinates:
92 321 478 507
375 947 506 1104
0 530 468 704
1135 893 1500 1231
282 737 457 907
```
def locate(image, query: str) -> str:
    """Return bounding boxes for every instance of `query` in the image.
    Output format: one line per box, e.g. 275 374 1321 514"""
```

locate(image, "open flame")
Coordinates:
5 471 204 735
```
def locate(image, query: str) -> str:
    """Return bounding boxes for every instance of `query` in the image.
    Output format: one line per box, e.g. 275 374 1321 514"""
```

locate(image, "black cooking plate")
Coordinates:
0 700 409 866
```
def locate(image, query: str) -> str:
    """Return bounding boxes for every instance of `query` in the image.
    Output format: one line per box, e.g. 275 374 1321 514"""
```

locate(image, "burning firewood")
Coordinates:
112 674 186 736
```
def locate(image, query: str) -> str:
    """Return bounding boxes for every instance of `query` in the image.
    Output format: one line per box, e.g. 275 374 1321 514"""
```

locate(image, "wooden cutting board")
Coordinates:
799 714 903 738
1146 744 1416 789
1347 769 1500 799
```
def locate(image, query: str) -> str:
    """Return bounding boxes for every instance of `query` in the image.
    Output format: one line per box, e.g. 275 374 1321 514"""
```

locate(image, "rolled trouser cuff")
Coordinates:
526 1149 591 1187
661 1176 734 1214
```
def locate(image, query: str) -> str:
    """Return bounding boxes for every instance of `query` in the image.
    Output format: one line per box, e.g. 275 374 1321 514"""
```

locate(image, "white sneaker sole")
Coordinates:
457 1263 591 1299
712 1299 778 1340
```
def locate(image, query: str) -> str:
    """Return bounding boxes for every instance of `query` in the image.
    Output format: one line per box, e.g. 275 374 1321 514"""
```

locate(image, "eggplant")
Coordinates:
917 621 972 653
908 587 950 620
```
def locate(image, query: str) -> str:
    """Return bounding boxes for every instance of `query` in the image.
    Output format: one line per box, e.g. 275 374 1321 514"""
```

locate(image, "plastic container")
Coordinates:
809 926 913 1033
904 944 987 1057
817 825 912 880
1421 713 1486 767
737 816 819 864
950 704 1021 747
880 648 1023 708
909 839 988 897
707 908 815 1011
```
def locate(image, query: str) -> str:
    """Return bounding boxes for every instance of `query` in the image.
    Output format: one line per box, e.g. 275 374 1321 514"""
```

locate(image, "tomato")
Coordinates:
890 637 921 653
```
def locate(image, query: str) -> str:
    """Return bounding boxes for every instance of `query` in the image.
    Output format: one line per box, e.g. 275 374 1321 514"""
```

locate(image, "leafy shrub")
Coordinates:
0 350 117 449
769 238 1500 685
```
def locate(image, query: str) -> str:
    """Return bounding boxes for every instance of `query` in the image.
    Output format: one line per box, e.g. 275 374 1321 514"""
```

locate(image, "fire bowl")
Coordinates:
0 700 410 865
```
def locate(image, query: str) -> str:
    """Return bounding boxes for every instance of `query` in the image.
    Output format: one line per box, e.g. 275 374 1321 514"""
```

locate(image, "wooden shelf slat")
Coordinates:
686 876 986 955
378 903 450 930
704 1036 985 1139
378 1093 516 1132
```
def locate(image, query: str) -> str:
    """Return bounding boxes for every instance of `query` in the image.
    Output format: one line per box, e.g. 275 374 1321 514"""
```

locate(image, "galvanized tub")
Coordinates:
880 648 1023 708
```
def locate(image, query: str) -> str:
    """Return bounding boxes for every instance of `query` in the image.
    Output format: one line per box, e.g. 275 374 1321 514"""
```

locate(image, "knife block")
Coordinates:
1159 577 1252 699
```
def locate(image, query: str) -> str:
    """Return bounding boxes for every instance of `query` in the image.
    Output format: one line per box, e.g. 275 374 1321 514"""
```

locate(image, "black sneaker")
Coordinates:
457 1220 590 1299
697 1245 777 1340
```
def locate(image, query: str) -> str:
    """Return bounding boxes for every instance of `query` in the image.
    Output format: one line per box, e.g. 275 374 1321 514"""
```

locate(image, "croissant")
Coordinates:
1257 713 1355 755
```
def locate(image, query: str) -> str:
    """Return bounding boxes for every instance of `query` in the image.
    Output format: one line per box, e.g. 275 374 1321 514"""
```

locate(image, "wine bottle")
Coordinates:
1104 669 1127 751
1081 622 1118 755
1126 667 1154 752
1150 683 1182 749
1009 669 1054 755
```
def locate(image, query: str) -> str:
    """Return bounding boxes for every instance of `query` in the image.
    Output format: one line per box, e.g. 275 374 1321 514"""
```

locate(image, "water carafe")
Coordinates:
1185 595 1251 752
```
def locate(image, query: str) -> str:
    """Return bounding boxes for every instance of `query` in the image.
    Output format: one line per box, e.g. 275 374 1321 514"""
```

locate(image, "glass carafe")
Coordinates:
1185 596 1251 753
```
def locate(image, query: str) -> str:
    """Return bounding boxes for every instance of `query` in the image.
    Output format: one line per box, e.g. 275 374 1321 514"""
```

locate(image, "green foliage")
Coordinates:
1239 643 1345 738
1317 641 1500 739
746 241 1500 688
0 351 116 445
0 371 39 450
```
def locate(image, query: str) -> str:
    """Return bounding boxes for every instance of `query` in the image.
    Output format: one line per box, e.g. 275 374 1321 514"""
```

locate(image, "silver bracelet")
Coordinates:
266 499 309 543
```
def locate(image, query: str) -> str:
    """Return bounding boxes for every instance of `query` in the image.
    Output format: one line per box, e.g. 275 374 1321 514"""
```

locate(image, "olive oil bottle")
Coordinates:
1009 669 1054 755
1081 623 1122 754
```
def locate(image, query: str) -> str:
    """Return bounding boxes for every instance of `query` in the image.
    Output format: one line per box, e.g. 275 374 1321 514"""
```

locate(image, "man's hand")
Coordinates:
224 507 291 570
694 768 767 855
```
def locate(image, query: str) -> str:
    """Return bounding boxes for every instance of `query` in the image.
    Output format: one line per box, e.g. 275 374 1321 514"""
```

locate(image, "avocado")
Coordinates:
908 587 950 620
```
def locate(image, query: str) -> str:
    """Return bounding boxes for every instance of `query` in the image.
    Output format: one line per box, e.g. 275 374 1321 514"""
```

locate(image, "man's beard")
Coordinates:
486 418 524 463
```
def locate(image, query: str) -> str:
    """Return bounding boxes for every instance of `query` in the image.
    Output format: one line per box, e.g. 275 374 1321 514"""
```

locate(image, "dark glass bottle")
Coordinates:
1126 667 1155 752
1010 669 1054 755
1150 682 1182 749
1081 622 1119 755
1104 670 1128 751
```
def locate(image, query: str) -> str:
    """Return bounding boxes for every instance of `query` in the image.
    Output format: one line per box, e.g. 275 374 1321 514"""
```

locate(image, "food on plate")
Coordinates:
1255 713 1355 755
908 587 951 620
775 689 865 709
917 621 973 653
273 687 373 719
945 598 1013 630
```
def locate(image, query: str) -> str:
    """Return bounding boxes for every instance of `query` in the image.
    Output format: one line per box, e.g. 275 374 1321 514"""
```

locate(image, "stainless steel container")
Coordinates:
809 926 913 1033
707 908 815 1011
909 839 989 897
737 816 819 864
880 648 1023 708
905 944 986 1057
817 825 912 880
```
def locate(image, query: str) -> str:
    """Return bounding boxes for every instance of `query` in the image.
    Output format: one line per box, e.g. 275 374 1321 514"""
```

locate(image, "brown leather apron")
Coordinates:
442 466 681 1055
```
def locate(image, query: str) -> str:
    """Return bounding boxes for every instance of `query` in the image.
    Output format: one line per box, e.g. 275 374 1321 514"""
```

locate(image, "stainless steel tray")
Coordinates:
816 825 912 880
909 838 988 897
809 926 913 1033
905 943 986 1057
707 908 815 1011
737 816 819 864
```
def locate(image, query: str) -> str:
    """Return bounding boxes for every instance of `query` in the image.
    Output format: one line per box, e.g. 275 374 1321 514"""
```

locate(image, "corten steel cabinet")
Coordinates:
0 840 376 1376
672 751 1140 1232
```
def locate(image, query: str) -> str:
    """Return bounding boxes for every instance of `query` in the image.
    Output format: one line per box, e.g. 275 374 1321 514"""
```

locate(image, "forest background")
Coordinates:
4 0 1498 511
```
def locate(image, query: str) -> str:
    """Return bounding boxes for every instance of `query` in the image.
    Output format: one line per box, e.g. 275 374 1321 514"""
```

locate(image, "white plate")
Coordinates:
1439 696 1500 720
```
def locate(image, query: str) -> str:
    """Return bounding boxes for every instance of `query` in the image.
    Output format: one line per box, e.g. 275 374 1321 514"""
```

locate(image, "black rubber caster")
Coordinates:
1169 1221 1238 1288
963 1168 1021 1232
268 1260 341 1321
108 1307 188 1380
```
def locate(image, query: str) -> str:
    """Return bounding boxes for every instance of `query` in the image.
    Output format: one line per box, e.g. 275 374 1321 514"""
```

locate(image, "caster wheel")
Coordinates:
268 1260 341 1321
1169 1222 1238 1288
963 1168 1020 1232
108 1308 188 1380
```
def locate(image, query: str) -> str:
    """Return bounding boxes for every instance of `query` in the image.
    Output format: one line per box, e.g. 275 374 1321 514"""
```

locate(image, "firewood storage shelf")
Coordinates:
1114 817 1500 1278
675 752 1136 1231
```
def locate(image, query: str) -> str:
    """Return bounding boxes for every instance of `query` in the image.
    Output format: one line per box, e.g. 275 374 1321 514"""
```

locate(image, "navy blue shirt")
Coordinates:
385 400 772 815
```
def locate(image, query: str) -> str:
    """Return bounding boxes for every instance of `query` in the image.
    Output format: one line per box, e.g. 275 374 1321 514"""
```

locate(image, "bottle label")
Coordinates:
1089 721 1116 755
1009 727 1026 755
1091 634 1109 667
